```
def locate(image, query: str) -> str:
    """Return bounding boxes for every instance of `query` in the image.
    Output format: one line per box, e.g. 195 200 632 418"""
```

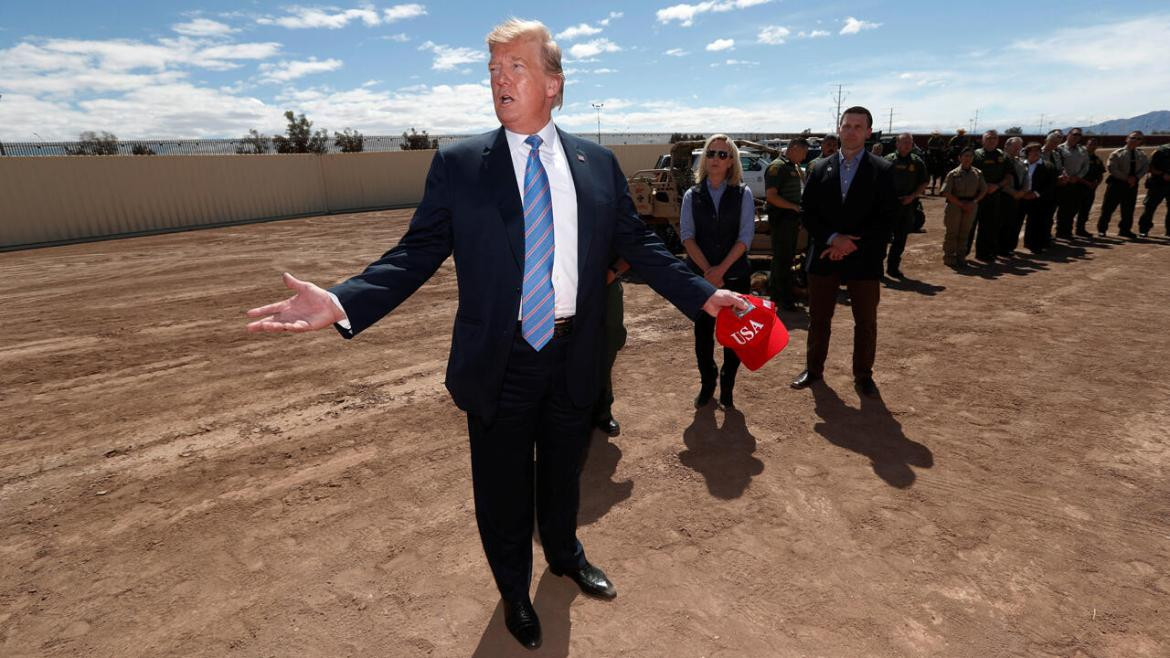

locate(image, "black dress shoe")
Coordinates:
551 562 617 599
694 383 715 408
854 377 880 398
790 369 821 389
718 389 734 409
1075 229 1092 238
503 598 542 650
886 267 904 279
598 417 620 437
1119 230 1138 239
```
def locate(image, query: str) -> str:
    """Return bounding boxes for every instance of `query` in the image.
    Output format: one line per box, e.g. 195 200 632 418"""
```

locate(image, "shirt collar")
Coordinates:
706 177 727 192
838 149 864 168
504 119 560 157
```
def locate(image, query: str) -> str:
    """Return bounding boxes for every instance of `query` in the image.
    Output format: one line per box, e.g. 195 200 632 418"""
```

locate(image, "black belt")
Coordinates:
517 316 573 338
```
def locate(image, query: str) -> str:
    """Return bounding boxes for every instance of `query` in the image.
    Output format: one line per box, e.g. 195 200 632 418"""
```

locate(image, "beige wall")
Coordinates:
0 145 669 250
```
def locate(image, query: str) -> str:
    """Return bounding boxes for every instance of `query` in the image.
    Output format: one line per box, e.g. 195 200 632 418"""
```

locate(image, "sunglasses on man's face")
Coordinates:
706 149 730 160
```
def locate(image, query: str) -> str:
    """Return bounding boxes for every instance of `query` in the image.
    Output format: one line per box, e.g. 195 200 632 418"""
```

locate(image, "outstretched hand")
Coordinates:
245 272 346 333
702 288 750 317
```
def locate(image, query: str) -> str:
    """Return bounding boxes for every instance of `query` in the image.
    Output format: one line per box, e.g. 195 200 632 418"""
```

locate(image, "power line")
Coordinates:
829 84 849 130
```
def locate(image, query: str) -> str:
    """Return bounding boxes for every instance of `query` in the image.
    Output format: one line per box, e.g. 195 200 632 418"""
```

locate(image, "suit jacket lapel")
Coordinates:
484 127 525 272
823 154 843 215
559 128 595 288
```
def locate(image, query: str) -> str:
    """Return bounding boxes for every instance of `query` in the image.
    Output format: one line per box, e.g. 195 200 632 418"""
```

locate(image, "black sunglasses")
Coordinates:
706 149 730 160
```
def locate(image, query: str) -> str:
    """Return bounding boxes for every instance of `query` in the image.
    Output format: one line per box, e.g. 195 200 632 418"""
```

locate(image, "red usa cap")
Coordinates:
715 294 789 371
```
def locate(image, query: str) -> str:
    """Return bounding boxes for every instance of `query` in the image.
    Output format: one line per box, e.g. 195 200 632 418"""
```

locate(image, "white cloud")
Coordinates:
568 38 621 59
797 30 831 39
259 57 343 83
381 33 411 42
384 4 427 22
664 48 688 56
656 0 772 28
705 38 735 52
592 68 617 74
598 11 624 26
724 59 758 66
258 7 381 29
418 40 485 71
758 25 790 45
840 17 881 35
556 23 602 41
172 18 237 38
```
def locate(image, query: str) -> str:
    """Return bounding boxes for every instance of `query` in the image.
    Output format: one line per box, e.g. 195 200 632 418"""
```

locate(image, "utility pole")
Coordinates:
972 108 980 134
591 102 603 145
830 84 849 129
887 107 895 134
1038 113 1046 135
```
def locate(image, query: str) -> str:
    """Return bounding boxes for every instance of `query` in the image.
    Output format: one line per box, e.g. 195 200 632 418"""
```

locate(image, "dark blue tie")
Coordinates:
521 135 555 350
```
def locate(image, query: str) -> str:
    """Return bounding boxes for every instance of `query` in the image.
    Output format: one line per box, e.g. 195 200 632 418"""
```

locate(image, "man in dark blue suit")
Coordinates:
790 106 898 399
246 18 746 650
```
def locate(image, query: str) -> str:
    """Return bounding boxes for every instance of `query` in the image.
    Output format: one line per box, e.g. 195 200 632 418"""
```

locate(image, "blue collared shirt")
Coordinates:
679 178 756 247
837 149 864 200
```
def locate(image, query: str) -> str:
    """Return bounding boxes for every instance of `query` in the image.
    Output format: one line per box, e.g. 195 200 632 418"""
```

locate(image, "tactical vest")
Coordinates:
688 181 750 280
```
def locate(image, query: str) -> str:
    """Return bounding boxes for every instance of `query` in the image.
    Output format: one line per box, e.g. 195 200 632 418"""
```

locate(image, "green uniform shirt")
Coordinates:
973 148 1010 188
764 154 803 217
885 152 928 197
1085 154 1106 185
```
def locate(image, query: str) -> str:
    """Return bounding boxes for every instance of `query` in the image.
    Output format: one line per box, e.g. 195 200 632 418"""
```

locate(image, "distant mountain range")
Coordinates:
1086 110 1170 134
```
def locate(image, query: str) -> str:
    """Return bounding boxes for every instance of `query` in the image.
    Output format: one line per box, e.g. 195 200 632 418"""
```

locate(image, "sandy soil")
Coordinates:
2 193 1169 657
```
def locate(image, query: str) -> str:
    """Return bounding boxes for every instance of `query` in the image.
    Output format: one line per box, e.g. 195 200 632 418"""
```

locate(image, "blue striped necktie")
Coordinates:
521 135 555 351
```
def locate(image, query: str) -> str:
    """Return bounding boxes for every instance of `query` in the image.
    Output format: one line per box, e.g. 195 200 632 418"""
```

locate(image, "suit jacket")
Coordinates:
801 151 898 280
1031 160 1057 200
329 127 714 422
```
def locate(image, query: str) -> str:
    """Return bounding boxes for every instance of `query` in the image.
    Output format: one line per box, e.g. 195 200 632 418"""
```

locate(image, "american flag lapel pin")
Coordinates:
577 152 586 162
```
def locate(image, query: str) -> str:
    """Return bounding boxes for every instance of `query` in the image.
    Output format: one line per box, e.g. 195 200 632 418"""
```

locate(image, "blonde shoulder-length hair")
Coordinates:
695 134 743 187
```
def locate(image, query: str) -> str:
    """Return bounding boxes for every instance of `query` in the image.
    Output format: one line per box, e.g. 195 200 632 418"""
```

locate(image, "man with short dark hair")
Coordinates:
972 130 1012 263
765 137 808 310
1055 128 1090 238
1098 131 1150 238
885 132 928 277
1137 141 1170 237
791 106 898 398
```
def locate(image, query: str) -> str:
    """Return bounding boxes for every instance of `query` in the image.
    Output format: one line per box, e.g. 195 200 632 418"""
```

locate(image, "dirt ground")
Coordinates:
2 192 1169 658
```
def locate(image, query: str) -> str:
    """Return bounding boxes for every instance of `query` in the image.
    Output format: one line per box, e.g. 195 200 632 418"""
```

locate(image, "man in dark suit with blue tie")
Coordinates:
790 106 898 398
246 18 746 650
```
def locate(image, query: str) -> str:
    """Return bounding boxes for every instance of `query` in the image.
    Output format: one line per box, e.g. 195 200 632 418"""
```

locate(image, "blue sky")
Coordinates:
1 1 1168 140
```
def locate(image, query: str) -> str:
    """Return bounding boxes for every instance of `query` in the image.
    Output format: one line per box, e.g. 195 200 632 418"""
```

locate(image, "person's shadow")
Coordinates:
882 274 946 295
678 405 764 499
810 384 933 488
578 432 634 526
470 569 582 657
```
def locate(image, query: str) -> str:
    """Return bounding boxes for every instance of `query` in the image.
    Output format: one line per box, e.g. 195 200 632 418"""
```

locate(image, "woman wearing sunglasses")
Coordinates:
679 134 756 409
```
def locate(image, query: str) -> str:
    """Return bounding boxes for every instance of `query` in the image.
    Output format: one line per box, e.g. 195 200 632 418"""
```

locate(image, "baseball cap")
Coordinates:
715 294 790 371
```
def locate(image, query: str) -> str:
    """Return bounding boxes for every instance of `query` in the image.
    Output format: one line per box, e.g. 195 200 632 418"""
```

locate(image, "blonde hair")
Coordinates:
695 134 742 186
486 18 565 110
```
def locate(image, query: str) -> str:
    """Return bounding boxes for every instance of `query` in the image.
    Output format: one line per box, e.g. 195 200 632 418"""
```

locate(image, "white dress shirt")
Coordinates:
505 120 579 319
330 120 579 329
